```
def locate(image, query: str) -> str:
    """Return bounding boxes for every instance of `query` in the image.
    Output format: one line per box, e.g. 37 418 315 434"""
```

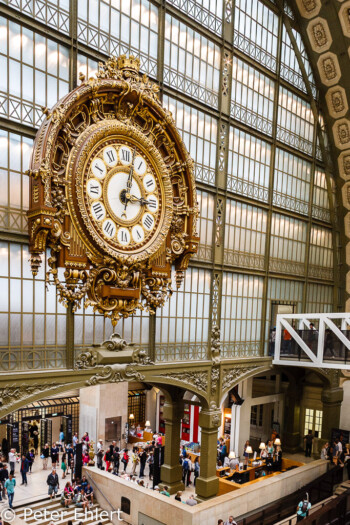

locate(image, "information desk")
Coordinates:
128 432 165 445
186 451 200 464
217 458 304 496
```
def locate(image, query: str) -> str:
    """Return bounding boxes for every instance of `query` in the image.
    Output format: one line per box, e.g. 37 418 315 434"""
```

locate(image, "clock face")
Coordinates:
82 139 164 253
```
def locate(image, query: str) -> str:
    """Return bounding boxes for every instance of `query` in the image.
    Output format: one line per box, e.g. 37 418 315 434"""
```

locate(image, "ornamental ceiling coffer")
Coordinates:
27 55 199 325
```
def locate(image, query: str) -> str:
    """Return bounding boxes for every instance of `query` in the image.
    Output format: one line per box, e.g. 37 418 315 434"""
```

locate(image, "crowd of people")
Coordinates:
320 438 350 475
216 436 283 472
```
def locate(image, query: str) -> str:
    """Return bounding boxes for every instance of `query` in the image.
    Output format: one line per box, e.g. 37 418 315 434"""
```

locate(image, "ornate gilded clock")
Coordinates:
27 55 199 325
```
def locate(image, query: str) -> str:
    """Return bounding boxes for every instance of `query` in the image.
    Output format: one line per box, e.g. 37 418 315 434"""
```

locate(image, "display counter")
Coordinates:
186 451 200 464
128 431 165 445
217 457 304 496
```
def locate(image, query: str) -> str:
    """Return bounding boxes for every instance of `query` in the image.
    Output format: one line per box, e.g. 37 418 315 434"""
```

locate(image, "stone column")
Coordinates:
196 408 220 501
79 383 128 448
322 387 343 441
159 399 184 494
283 379 301 453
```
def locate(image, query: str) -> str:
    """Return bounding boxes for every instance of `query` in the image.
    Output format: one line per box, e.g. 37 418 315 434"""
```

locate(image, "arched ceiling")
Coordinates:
289 0 350 309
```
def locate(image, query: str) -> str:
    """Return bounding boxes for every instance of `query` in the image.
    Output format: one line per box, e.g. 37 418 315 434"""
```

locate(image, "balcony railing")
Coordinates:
272 313 350 370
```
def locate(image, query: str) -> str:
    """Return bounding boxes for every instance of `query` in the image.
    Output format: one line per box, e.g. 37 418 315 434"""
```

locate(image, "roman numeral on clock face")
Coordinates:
119 146 132 166
94 164 104 175
102 219 116 238
122 149 130 163
143 174 156 193
142 213 154 231
90 184 99 194
91 158 106 179
132 225 144 243
90 201 105 222
146 195 158 212
87 179 102 199
117 227 131 246
134 155 147 176
92 202 103 219
103 146 117 167
106 150 115 163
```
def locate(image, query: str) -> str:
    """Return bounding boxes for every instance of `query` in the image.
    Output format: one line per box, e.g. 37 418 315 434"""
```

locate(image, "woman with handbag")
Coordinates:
121 449 129 472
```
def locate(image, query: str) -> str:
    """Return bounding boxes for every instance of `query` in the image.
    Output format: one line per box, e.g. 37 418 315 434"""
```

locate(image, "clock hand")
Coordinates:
121 148 137 218
126 194 150 205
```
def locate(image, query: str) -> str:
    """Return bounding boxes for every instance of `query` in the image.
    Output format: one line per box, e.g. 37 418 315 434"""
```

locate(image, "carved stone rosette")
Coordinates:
27 55 199 325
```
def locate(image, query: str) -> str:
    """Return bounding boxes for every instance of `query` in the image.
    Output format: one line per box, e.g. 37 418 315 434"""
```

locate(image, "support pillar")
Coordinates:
322 387 343 442
283 379 301 453
230 404 241 455
196 409 220 501
160 399 184 494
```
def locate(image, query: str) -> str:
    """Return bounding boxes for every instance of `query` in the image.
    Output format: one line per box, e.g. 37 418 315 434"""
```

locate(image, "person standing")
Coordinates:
139 448 147 478
304 430 314 457
131 447 140 475
224 518 237 525
105 446 113 472
182 455 192 486
121 449 129 472
42 443 50 470
96 445 104 470
220 441 227 465
8 449 16 476
193 457 200 486
269 327 276 357
321 442 330 460
51 442 59 469
147 451 154 480
47 469 59 499
4 474 16 509
113 447 120 476
27 449 34 473
73 433 78 448
20 455 29 486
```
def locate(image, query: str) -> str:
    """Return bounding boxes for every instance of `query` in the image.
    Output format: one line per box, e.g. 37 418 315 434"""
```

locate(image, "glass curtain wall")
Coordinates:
0 0 339 369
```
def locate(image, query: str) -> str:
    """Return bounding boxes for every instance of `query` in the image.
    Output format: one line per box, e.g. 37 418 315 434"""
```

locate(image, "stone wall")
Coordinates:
84 459 328 525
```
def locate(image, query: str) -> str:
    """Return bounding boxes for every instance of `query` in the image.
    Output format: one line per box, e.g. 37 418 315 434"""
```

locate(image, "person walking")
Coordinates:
66 444 74 474
47 469 59 499
296 494 311 522
61 452 67 479
42 443 50 470
4 474 16 509
20 454 29 485
8 449 16 476
0 464 8 500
